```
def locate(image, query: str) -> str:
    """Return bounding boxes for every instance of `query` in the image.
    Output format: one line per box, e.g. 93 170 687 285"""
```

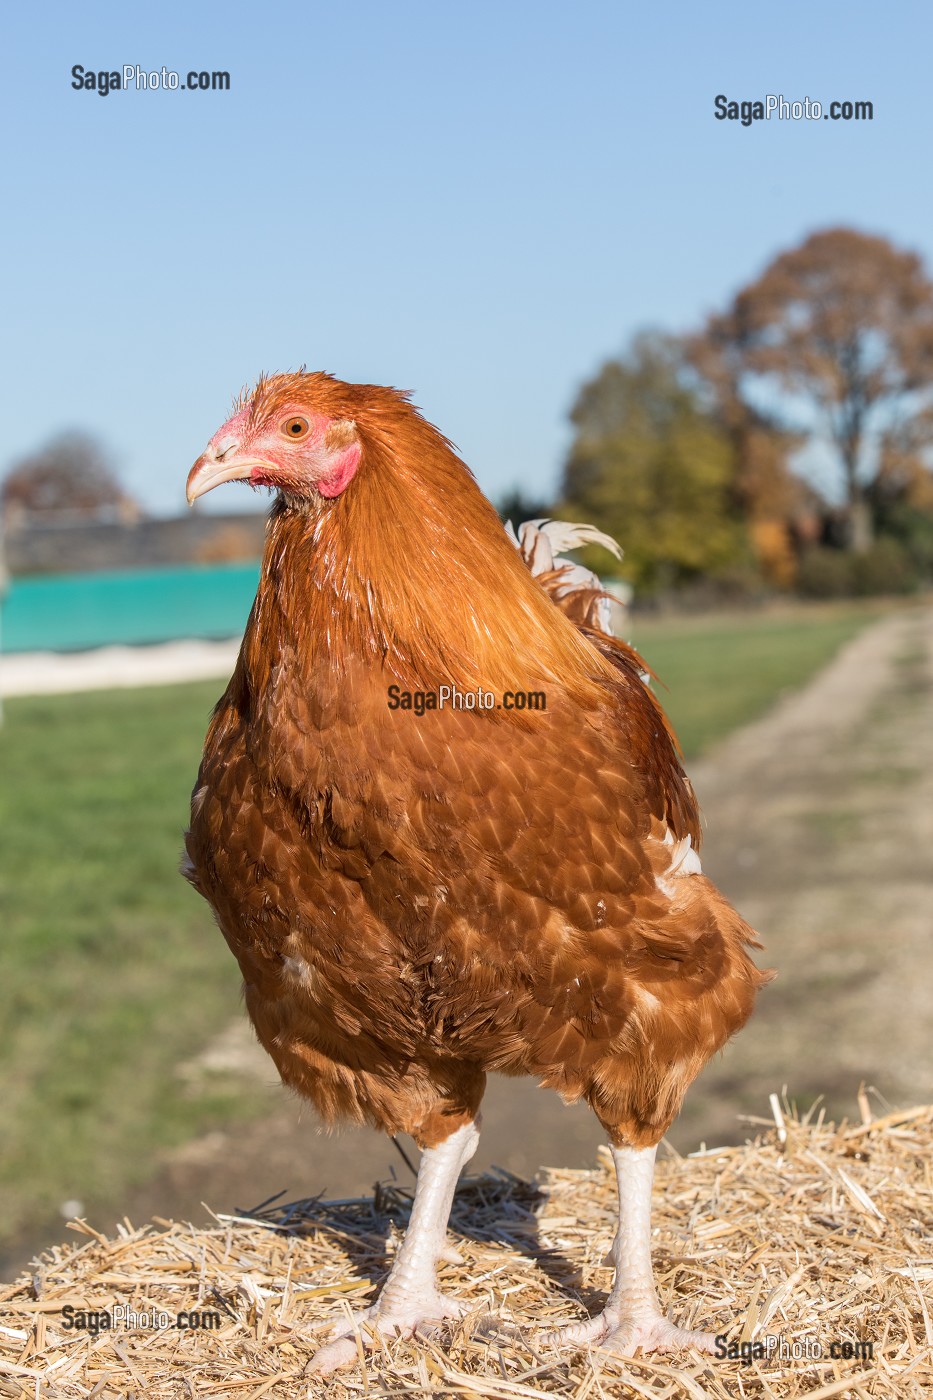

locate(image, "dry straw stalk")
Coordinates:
2 1096 931 1398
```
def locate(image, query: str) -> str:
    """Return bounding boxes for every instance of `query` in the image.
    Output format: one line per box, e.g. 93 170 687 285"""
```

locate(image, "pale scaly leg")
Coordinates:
309 1120 479 1374
548 1143 716 1355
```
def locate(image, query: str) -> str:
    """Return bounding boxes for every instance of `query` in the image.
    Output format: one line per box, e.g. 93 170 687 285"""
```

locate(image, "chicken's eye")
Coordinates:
281 416 310 440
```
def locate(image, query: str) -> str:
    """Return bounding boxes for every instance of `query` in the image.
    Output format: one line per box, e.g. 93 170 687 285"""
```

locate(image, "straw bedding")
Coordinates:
2 1095 931 1398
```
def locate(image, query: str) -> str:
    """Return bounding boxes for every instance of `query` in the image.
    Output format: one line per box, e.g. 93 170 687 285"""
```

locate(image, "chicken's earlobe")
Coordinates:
316 420 361 498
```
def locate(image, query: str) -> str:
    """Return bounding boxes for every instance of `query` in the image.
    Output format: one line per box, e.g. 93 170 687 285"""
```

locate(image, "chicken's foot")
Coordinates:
546 1143 716 1356
308 1119 479 1374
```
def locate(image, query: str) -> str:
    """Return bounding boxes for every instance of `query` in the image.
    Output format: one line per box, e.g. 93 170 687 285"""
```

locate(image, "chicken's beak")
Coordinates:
186 448 268 504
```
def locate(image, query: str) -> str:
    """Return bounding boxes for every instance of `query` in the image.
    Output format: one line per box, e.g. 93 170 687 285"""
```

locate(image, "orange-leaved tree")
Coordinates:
692 228 933 552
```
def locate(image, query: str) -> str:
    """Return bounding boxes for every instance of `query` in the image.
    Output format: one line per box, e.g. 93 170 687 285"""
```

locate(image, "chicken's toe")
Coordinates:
306 1333 362 1376
600 1314 717 1356
546 1310 716 1357
307 1291 465 1375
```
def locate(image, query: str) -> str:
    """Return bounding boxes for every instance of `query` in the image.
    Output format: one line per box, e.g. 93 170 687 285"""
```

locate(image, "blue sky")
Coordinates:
4 0 931 516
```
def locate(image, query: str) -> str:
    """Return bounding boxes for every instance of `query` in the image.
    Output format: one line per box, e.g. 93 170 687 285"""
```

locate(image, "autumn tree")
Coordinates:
560 333 748 593
1 433 140 526
688 317 811 587
694 228 933 551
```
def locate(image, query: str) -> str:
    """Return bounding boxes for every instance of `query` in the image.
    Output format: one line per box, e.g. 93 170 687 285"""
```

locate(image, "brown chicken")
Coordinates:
184 372 768 1373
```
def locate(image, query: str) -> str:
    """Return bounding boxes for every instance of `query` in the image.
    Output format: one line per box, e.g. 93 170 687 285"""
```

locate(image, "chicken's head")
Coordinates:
187 375 361 506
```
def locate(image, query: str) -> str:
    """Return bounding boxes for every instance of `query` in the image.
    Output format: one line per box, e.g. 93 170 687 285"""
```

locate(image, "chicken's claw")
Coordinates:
307 1291 466 1375
545 1309 717 1357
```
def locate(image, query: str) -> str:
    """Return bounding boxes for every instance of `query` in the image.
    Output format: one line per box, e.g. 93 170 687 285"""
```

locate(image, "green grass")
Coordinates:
0 600 888 1249
630 601 891 757
0 681 270 1246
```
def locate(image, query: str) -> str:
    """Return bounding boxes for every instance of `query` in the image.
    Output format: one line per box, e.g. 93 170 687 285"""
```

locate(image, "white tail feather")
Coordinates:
505 517 624 634
524 519 622 562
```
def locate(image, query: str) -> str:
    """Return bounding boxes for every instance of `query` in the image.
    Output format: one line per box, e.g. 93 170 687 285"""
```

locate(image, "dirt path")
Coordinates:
681 599 933 1141
7 604 931 1274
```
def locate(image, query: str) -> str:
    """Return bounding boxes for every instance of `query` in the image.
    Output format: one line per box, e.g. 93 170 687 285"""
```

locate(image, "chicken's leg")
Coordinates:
309 1119 479 1374
548 1143 716 1355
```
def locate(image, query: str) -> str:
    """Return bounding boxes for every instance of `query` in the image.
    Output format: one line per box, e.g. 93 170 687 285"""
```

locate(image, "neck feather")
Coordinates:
243 418 616 710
